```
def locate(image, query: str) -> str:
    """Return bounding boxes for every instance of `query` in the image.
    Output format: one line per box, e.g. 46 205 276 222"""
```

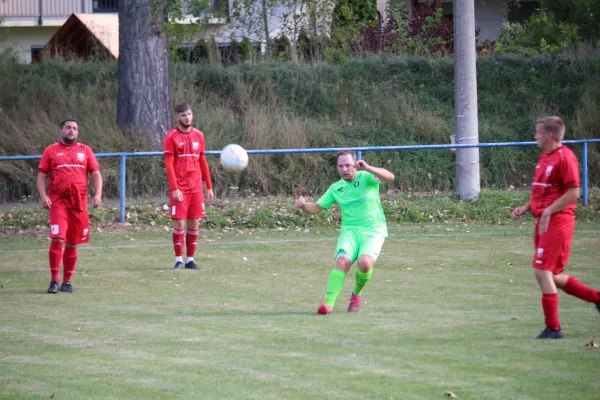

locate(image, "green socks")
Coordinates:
353 269 373 296
323 268 373 307
324 269 347 306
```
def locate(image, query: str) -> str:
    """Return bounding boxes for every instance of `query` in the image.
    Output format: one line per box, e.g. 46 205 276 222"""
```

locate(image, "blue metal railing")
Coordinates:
2 139 599 222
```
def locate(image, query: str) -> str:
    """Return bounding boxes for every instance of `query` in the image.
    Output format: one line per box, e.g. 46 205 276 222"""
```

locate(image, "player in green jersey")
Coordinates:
296 151 395 315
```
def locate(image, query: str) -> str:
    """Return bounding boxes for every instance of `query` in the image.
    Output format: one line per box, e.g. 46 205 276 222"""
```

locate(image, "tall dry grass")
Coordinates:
1 51 600 202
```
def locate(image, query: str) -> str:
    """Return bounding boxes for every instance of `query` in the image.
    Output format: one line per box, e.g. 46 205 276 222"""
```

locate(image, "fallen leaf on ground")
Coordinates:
585 339 598 348
75 327 81 332
444 392 457 398
511 317 520 320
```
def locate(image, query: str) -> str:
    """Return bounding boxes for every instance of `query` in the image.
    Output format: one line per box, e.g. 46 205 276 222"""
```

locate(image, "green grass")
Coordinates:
1 223 600 399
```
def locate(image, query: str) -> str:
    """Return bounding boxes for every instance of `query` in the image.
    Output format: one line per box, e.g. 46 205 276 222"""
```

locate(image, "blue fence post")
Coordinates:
119 154 126 222
357 150 362 160
582 141 588 207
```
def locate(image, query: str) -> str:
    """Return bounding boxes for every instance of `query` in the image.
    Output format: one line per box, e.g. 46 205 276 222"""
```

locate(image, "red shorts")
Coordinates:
49 203 90 245
532 213 574 274
170 191 205 220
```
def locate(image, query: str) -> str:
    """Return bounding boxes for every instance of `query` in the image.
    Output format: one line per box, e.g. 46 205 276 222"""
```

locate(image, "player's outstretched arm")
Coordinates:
295 196 324 215
355 160 394 183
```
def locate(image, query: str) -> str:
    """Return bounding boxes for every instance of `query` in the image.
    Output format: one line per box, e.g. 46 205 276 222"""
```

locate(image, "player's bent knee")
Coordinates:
334 254 352 272
357 256 374 272
51 238 64 243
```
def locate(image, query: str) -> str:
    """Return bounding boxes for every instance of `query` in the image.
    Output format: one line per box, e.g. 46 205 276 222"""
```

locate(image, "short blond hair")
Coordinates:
536 116 565 140
336 151 356 162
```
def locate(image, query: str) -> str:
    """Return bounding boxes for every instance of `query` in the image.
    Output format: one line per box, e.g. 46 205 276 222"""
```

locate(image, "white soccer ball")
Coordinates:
220 144 249 172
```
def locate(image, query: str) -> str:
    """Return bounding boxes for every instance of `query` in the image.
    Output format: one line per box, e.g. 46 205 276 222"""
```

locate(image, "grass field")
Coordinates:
1 223 599 400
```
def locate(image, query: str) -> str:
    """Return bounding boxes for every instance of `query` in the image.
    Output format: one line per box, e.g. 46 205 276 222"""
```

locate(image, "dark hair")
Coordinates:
60 119 78 128
336 151 356 162
174 102 191 114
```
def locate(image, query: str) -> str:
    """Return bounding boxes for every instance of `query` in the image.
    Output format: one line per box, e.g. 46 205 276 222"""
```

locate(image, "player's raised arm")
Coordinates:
355 160 394 183
295 196 324 215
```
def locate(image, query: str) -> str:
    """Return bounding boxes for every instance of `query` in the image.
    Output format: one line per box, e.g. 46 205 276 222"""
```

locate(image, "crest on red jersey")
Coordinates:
77 152 85 162
192 142 199 151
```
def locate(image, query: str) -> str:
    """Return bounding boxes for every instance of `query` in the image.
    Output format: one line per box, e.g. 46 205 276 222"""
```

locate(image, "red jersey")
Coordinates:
163 126 207 193
38 142 100 211
530 146 579 218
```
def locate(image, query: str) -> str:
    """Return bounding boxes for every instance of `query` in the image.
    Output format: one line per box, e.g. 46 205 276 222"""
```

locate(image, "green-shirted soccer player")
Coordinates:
296 151 395 315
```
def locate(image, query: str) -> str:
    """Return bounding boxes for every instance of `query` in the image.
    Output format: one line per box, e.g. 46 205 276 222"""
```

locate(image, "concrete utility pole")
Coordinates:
453 0 480 201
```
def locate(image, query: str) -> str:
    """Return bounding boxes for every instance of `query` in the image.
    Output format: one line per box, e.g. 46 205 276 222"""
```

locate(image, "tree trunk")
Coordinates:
261 0 272 58
117 0 171 150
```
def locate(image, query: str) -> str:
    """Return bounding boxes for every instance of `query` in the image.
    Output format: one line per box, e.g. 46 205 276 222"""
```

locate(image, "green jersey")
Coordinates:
316 170 388 237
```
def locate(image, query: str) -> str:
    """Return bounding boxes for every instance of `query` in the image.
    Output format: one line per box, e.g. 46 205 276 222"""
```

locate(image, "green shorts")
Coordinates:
335 230 386 264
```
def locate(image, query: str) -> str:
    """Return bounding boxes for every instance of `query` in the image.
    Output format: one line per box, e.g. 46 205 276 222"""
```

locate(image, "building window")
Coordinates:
31 46 44 63
93 0 119 13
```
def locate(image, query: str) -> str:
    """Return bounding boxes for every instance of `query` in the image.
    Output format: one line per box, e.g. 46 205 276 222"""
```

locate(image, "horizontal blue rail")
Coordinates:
2 139 599 222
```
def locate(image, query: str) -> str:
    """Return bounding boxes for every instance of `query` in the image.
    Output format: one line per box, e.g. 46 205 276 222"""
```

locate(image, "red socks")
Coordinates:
63 246 78 283
186 229 198 259
172 228 184 257
49 241 63 281
563 276 600 303
542 293 560 330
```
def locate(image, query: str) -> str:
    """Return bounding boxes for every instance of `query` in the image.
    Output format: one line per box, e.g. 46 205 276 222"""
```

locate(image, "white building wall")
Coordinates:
0 26 58 63
474 0 506 42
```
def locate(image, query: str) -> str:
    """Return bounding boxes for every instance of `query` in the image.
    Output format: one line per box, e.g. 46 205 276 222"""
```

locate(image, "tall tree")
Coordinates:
117 0 171 149
117 0 214 149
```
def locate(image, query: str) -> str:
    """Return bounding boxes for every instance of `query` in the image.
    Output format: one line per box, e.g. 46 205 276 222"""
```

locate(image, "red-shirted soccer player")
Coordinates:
164 102 214 270
512 116 600 339
37 120 103 294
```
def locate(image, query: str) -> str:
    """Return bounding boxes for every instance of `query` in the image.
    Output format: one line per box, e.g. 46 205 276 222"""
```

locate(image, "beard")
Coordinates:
179 122 191 129
62 136 76 145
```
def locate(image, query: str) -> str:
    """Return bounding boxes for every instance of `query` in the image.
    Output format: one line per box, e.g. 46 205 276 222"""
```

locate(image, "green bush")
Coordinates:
496 10 581 55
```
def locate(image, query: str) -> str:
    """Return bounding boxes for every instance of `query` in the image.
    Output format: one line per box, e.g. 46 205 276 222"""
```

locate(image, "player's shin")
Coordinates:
563 276 600 303
63 246 77 283
186 229 198 262
542 293 560 330
324 269 346 307
172 228 184 262
49 240 63 281
353 269 373 296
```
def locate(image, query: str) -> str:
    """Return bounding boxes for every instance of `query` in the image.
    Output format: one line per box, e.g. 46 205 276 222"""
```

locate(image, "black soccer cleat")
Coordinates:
173 261 184 270
185 260 199 270
595 291 600 314
59 282 74 293
536 327 564 339
47 280 59 294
